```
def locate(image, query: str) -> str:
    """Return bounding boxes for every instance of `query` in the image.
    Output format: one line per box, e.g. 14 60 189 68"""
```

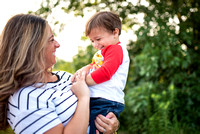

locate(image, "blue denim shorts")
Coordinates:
89 98 124 134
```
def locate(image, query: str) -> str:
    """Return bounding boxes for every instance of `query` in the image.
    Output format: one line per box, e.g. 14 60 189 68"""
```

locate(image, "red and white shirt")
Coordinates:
89 42 130 104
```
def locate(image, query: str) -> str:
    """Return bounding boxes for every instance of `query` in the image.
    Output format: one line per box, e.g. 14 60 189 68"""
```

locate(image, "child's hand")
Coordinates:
71 65 92 83
71 69 81 83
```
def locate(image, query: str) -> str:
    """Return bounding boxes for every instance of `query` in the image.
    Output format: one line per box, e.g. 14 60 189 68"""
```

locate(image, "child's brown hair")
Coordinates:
85 11 121 36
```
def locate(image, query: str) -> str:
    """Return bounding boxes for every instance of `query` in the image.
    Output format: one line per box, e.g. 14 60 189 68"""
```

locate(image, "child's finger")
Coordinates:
71 75 75 82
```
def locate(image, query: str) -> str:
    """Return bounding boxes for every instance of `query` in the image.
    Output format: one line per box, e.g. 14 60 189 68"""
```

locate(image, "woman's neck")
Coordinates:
45 72 58 82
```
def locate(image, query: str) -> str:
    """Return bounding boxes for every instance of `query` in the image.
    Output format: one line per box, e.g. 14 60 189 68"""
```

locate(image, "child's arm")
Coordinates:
89 45 123 85
73 45 123 86
85 74 97 86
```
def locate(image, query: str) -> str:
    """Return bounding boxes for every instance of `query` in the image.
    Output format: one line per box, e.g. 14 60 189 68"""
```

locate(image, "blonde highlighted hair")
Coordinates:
0 14 50 129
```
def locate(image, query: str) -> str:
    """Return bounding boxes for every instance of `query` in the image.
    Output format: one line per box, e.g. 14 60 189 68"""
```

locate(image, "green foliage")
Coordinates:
121 0 200 133
32 0 200 133
53 58 75 73
28 0 61 18
72 45 97 71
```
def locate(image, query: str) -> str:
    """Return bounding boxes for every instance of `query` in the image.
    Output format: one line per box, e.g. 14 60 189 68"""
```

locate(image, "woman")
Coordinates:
0 14 119 134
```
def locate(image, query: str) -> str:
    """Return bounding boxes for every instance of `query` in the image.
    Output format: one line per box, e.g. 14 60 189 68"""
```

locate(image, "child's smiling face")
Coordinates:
88 27 119 50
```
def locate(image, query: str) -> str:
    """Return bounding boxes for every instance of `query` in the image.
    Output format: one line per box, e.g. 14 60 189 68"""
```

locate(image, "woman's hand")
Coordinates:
95 112 119 134
71 71 90 99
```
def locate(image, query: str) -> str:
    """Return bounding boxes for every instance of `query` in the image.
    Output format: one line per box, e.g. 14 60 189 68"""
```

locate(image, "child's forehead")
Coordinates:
91 27 109 33
92 26 104 30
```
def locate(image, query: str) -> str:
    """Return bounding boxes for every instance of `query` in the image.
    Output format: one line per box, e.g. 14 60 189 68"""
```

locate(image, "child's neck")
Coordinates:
113 38 120 45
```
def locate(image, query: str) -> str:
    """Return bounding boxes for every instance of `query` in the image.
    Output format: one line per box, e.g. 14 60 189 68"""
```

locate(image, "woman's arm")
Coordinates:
95 112 120 134
45 71 90 134
44 98 89 134
63 97 89 134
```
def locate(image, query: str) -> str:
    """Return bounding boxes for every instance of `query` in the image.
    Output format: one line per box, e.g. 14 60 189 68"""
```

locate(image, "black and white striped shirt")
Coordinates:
7 71 78 134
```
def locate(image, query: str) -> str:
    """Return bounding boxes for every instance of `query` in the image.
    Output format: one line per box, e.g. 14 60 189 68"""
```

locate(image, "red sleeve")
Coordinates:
91 45 123 84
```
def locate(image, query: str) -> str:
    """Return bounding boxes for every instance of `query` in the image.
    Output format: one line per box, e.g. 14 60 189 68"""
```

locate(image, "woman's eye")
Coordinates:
49 38 55 42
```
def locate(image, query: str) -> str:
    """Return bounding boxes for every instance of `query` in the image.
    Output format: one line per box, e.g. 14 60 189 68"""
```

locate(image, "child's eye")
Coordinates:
96 38 101 41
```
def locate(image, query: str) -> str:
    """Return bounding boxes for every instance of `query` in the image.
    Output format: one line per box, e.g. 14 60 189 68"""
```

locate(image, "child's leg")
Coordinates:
89 98 124 134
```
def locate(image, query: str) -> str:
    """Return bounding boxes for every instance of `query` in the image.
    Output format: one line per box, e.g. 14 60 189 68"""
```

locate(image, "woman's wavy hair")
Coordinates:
0 14 50 129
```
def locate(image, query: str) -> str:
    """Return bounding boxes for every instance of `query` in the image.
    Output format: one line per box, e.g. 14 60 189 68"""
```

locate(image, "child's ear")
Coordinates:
113 28 119 37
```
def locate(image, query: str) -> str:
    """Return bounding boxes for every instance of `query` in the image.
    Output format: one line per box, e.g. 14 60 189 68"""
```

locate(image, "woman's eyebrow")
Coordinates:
49 34 54 39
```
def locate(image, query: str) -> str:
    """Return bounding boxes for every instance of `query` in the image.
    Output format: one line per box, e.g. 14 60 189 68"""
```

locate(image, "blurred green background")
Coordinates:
1 0 200 134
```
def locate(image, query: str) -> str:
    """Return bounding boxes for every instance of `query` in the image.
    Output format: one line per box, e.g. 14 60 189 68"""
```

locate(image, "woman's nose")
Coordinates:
55 40 60 48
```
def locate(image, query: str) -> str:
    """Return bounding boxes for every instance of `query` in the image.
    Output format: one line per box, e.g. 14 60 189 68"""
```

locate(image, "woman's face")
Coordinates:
44 28 60 69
